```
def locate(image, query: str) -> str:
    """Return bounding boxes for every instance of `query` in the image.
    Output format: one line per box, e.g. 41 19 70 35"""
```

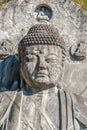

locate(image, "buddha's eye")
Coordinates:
25 56 35 62
45 54 59 63
46 59 58 63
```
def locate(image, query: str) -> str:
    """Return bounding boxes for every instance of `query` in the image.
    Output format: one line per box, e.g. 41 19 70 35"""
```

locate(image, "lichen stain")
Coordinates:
0 0 11 8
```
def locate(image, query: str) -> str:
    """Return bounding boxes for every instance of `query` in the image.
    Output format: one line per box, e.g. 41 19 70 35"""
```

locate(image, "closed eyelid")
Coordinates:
45 55 59 61
46 54 59 58
46 58 58 60
45 54 61 63
45 59 59 63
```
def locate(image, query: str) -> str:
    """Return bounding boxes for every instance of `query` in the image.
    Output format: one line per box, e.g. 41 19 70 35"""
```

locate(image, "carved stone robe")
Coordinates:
0 87 87 130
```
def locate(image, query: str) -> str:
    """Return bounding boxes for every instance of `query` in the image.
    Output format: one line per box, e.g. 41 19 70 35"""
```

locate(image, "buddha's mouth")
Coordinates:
36 72 48 78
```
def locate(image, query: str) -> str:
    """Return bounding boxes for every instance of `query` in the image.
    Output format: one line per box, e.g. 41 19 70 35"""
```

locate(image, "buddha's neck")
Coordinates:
22 83 59 95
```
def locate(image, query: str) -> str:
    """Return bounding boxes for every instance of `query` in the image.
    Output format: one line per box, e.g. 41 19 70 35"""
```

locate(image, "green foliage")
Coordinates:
73 0 87 11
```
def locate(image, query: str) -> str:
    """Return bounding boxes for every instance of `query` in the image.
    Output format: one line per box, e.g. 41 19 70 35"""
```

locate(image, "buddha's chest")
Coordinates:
20 90 59 130
0 90 80 130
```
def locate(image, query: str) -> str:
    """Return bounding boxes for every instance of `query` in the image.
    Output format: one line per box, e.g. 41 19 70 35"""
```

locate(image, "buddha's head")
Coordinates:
18 24 66 89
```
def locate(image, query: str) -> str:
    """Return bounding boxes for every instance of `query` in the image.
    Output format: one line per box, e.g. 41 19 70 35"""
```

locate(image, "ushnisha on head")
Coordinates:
18 24 66 89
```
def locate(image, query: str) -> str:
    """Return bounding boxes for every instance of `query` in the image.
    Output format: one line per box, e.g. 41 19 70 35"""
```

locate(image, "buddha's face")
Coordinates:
20 45 62 88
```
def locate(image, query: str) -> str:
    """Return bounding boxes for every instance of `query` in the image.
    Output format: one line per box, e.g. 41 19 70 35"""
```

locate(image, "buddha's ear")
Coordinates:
0 55 20 91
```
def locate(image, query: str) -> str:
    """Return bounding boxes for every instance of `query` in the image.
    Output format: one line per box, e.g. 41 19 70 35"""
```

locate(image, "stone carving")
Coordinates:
0 41 13 60
35 6 52 21
18 24 65 89
0 42 9 60
70 42 87 61
0 24 87 130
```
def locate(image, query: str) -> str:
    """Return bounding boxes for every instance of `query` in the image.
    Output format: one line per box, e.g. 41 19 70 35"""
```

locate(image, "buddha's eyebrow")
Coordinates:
25 51 38 56
25 49 44 55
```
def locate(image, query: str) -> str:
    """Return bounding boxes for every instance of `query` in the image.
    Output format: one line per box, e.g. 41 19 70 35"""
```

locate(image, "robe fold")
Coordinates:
0 87 87 130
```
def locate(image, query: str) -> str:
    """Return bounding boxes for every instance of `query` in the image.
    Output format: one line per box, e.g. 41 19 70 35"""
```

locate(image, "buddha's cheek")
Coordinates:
48 64 62 84
23 62 37 77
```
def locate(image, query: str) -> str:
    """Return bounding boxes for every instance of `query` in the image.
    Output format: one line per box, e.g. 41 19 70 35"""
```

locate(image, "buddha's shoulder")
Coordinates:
0 91 21 116
0 91 22 127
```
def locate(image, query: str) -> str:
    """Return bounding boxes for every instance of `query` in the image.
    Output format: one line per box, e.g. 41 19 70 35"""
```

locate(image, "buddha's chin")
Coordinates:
31 80 55 90
26 78 53 89
32 80 48 89
23 75 55 89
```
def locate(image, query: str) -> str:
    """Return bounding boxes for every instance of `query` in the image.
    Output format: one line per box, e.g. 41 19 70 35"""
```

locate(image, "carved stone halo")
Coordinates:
70 42 87 61
35 4 52 22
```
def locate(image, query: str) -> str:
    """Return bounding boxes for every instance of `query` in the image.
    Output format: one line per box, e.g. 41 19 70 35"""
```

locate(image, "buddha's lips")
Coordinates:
36 72 48 77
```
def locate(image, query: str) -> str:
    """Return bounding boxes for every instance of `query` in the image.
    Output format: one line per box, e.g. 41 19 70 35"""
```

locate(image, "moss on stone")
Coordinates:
0 0 11 8
7 38 13 44
73 0 87 12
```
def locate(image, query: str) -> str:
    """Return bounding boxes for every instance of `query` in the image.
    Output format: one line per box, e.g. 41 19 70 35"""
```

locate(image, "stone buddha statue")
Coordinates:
36 7 50 21
0 24 87 130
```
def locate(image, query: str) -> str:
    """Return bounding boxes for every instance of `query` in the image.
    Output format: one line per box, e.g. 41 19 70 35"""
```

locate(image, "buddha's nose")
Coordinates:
39 56 46 70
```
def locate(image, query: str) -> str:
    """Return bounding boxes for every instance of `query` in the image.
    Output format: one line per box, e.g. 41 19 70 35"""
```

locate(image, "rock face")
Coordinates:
0 0 87 130
0 0 87 96
0 0 87 54
0 23 87 130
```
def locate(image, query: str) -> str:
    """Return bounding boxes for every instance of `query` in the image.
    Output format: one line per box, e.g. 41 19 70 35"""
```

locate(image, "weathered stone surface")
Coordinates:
0 24 86 130
63 63 87 96
70 42 87 61
0 0 87 56
0 0 87 130
0 0 11 7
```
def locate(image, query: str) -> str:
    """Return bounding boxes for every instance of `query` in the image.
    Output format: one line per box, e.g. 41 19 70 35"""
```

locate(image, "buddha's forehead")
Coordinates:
25 45 62 55
24 45 62 56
